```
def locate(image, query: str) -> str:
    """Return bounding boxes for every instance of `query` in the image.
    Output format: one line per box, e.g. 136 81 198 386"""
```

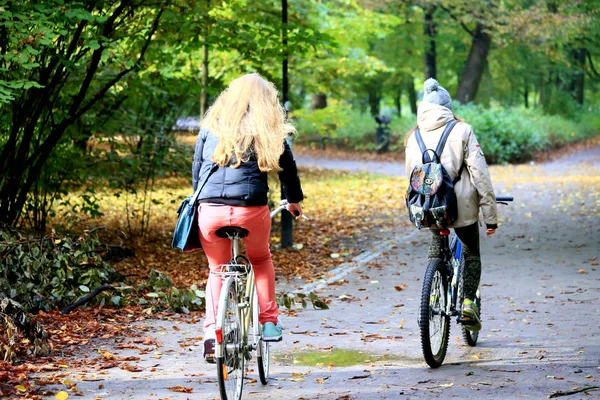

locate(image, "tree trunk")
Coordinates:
395 86 402 116
424 5 437 80
200 42 209 117
568 48 585 105
456 23 491 104
524 86 529 108
367 83 382 117
310 93 327 110
407 78 417 115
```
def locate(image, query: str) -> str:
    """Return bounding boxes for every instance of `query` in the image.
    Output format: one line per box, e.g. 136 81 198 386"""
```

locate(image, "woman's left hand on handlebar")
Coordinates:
286 203 303 219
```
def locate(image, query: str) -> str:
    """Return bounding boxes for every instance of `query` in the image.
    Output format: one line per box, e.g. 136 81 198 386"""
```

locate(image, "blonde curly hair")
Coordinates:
201 73 295 172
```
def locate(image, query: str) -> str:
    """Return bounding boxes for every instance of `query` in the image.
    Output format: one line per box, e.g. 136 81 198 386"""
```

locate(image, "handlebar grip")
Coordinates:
495 196 514 202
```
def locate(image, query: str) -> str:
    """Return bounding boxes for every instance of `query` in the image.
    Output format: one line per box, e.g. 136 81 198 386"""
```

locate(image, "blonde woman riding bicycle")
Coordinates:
192 73 304 362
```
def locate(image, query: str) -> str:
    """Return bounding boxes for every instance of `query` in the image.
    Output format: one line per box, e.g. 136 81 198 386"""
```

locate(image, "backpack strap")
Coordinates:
435 119 458 156
414 128 427 155
415 128 436 164
435 120 464 184
453 162 464 185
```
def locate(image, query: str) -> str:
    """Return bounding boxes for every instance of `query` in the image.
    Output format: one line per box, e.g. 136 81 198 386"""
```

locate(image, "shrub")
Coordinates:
455 103 600 164
294 104 414 151
0 227 118 312
293 101 600 163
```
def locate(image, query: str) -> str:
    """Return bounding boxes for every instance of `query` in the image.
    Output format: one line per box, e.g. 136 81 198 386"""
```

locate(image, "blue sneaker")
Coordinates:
262 322 282 342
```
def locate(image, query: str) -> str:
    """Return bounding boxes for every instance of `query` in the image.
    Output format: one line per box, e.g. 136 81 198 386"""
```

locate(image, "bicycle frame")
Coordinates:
435 230 463 319
214 237 262 360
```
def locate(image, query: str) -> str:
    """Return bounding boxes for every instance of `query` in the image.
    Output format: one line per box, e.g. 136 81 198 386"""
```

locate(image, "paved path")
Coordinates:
296 155 406 176
39 148 600 399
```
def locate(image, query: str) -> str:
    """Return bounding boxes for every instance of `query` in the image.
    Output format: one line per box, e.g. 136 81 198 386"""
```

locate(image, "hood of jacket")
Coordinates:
417 101 455 132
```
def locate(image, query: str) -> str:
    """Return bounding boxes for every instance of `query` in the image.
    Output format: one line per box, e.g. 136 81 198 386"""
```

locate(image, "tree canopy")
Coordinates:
1 0 599 228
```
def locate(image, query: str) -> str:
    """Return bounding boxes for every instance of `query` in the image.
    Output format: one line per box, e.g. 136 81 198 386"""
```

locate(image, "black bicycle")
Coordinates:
419 196 514 368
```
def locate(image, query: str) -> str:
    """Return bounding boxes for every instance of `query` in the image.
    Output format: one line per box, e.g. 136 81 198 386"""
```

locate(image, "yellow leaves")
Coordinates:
15 385 27 392
398 318 405 329
98 349 116 360
55 392 69 400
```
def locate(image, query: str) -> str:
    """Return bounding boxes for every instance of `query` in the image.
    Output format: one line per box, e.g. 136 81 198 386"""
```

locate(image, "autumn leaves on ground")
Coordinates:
2 139 600 399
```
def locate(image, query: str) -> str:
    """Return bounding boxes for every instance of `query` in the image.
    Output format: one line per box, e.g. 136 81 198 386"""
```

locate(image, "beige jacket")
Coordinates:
405 102 498 228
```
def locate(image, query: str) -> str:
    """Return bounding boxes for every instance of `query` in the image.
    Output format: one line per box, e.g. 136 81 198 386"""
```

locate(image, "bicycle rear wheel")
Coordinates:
419 259 450 368
253 291 270 384
458 257 481 346
216 277 244 400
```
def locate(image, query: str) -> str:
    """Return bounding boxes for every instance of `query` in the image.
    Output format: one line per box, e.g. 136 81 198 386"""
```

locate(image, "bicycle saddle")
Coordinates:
216 226 249 239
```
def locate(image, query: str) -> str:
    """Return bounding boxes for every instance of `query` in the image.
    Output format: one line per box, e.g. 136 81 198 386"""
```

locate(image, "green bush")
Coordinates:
294 102 600 163
0 227 118 312
294 104 414 151
455 103 600 164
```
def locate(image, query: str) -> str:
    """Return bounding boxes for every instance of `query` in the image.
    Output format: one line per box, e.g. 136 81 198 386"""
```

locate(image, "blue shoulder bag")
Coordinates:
172 163 218 252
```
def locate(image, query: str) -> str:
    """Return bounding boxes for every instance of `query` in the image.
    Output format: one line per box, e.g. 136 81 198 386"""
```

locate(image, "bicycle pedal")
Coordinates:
458 317 479 325
263 337 282 343
204 354 216 364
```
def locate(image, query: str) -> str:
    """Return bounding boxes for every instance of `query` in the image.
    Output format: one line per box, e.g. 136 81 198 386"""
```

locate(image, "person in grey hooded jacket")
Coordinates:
405 78 498 332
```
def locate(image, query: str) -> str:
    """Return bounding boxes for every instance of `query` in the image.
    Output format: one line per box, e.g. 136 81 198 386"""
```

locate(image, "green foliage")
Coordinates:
294 106 414 151
277 291 329 310
0 227 117 312
455 103 600 164
139 270 205 314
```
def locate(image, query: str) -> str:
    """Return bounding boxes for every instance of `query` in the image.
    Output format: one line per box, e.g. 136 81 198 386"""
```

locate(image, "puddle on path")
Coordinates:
275 349 418 367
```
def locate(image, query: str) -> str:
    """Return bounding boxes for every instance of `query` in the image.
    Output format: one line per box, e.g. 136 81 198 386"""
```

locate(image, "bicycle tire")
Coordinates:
253 291 270 384
458 256 481 346
257 338 270 384
216 277 244 400
419 258 451 368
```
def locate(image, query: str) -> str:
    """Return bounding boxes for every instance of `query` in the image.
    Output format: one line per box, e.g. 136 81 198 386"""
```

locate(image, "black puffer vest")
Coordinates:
192 129 303 206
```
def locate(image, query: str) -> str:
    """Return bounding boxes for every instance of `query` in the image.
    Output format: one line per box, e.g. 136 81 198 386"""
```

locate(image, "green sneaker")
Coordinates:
462 299 482 332
262 322 282 342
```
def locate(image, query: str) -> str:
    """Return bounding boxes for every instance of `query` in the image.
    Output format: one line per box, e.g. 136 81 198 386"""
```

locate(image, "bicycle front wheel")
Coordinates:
216 277 244 400
419 259 451 368
458 257 481 346
253 291 270 384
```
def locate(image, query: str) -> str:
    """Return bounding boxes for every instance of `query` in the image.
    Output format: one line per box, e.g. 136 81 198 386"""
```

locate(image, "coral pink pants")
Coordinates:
198 204 278 331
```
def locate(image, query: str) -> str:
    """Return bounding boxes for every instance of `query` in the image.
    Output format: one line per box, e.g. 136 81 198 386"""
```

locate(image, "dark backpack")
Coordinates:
406 120 464 229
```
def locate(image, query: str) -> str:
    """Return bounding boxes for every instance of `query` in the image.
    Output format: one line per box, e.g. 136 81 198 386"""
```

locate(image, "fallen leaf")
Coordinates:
56 392 69 400
394 284 407 291
167 386 193 393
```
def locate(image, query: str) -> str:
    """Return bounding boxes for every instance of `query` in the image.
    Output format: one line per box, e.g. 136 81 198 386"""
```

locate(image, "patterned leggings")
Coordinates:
427 222 481 300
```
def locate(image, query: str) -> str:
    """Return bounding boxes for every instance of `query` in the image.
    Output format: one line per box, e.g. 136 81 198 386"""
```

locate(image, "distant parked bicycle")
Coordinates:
213 200 293 400
419 196 514 368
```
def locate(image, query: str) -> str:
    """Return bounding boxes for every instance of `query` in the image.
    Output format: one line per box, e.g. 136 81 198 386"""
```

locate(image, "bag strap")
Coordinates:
435 120 463 183
453 162 464 185
188 163 218 213
414 128 427 155
435 119 458 156
415 128 436 164
417 120 464 183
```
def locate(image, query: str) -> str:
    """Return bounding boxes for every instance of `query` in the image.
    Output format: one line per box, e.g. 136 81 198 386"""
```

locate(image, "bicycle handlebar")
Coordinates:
270 200 309 220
